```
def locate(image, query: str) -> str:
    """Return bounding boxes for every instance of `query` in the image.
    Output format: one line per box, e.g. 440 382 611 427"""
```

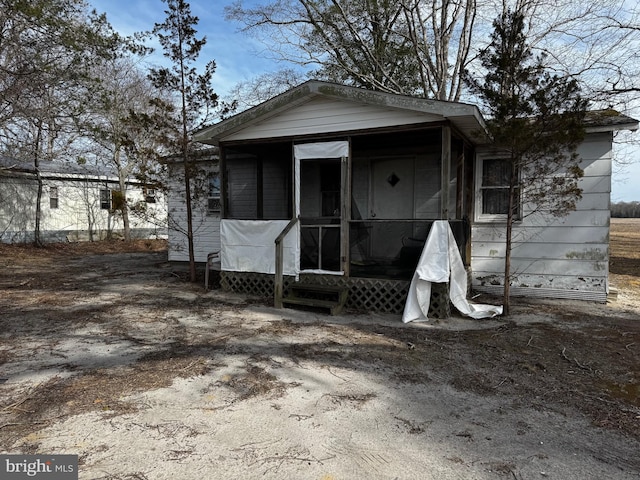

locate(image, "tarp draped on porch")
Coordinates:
403 220 502 322
220 220 299 275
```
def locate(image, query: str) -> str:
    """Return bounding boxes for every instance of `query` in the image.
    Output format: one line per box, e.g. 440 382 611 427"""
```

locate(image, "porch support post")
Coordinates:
340 154 350 275
274 217 299 309
275 240 284 309
440 125 451 220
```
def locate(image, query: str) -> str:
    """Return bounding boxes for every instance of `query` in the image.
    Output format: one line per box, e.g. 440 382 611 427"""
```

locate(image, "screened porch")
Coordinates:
220 126 473 281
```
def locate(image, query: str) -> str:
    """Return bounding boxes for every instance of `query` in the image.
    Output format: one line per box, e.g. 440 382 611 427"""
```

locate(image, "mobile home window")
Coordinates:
49 186 58 209
207 173 221 213
100 189 111 210
480 158 519 217
144 187 156 204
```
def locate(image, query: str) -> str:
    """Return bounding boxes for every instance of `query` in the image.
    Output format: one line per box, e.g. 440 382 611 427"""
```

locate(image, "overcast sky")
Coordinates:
90 0 640 202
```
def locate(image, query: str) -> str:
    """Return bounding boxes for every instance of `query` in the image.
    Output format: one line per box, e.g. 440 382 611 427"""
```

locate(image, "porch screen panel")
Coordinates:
293 141 349 217
262 157 290 219
351 160 369 220
227 157 257 219
300 161 321 217
414 152 441 218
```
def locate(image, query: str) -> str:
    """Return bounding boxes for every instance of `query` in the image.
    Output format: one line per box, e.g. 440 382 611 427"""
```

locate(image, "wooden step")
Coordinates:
283 283 348 315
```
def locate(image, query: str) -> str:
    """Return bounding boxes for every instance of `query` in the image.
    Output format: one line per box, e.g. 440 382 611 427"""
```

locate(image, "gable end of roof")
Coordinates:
195 80 488 145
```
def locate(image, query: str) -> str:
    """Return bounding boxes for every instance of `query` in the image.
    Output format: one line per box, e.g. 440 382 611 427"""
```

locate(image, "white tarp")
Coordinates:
293 141 349 160
402 220 502 322
220 219 299 275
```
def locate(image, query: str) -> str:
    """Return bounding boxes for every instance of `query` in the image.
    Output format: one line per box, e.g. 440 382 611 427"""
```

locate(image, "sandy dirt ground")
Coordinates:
0 220 639 479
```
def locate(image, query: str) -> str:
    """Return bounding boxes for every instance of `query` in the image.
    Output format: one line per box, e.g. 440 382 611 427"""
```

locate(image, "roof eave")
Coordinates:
585 122 639 134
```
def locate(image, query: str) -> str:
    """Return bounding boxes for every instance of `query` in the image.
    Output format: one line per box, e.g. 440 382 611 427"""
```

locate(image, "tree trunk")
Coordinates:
34 121 44 247
114 149 131 241
502 162 518 316
34 168 44 247
120 179 130 242
178 28 197 283
503 211 513 316
183 155 196 282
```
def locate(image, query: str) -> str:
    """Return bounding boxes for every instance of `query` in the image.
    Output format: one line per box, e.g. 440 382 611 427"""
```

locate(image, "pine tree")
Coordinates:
467 10 587 315
149 0 220 282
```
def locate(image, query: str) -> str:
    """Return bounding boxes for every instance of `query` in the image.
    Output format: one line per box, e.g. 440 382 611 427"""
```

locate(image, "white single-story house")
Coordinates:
174 80 636 314
0 156 167 243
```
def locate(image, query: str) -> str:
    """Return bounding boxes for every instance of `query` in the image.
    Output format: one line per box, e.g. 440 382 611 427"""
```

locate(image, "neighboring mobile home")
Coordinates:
0 156 167 243
189 80 636 313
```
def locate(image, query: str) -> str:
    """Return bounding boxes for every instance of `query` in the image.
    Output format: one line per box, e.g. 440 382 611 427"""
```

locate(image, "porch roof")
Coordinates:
195 80 489 146
583 109 638 133
0 155 117 179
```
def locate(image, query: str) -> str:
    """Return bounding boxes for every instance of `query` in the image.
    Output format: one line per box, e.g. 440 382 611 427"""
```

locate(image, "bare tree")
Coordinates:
0 0 124 245
225 69 308 111
611 201 640 218
226 0 477 100
84 58 159 241
226 0 640 111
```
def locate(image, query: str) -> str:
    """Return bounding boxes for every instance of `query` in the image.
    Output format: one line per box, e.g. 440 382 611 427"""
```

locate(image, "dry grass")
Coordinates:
610 218 640 260
610 218 640 290
0 222 638 453
0 239 167 261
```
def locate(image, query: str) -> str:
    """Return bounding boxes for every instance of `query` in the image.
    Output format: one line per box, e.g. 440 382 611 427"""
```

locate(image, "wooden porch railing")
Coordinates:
274 216 299 308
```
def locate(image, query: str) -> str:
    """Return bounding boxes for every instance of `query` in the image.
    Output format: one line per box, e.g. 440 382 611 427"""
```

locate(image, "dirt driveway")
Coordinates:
0 237 639 479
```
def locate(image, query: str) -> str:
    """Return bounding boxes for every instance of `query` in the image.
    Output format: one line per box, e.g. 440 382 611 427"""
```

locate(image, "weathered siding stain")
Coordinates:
564 248 607 261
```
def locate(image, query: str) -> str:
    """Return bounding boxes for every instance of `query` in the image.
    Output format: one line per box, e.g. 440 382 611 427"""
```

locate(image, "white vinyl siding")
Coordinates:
222 97 442 142
471 132 613 301
0 174 166 244
167 162 220 263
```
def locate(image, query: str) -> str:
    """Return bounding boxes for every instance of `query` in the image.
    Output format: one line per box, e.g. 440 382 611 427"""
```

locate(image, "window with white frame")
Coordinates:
144 187 156 204
100 189 111 210
477 157 519 219
207 172 221 213
49 186 58 209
